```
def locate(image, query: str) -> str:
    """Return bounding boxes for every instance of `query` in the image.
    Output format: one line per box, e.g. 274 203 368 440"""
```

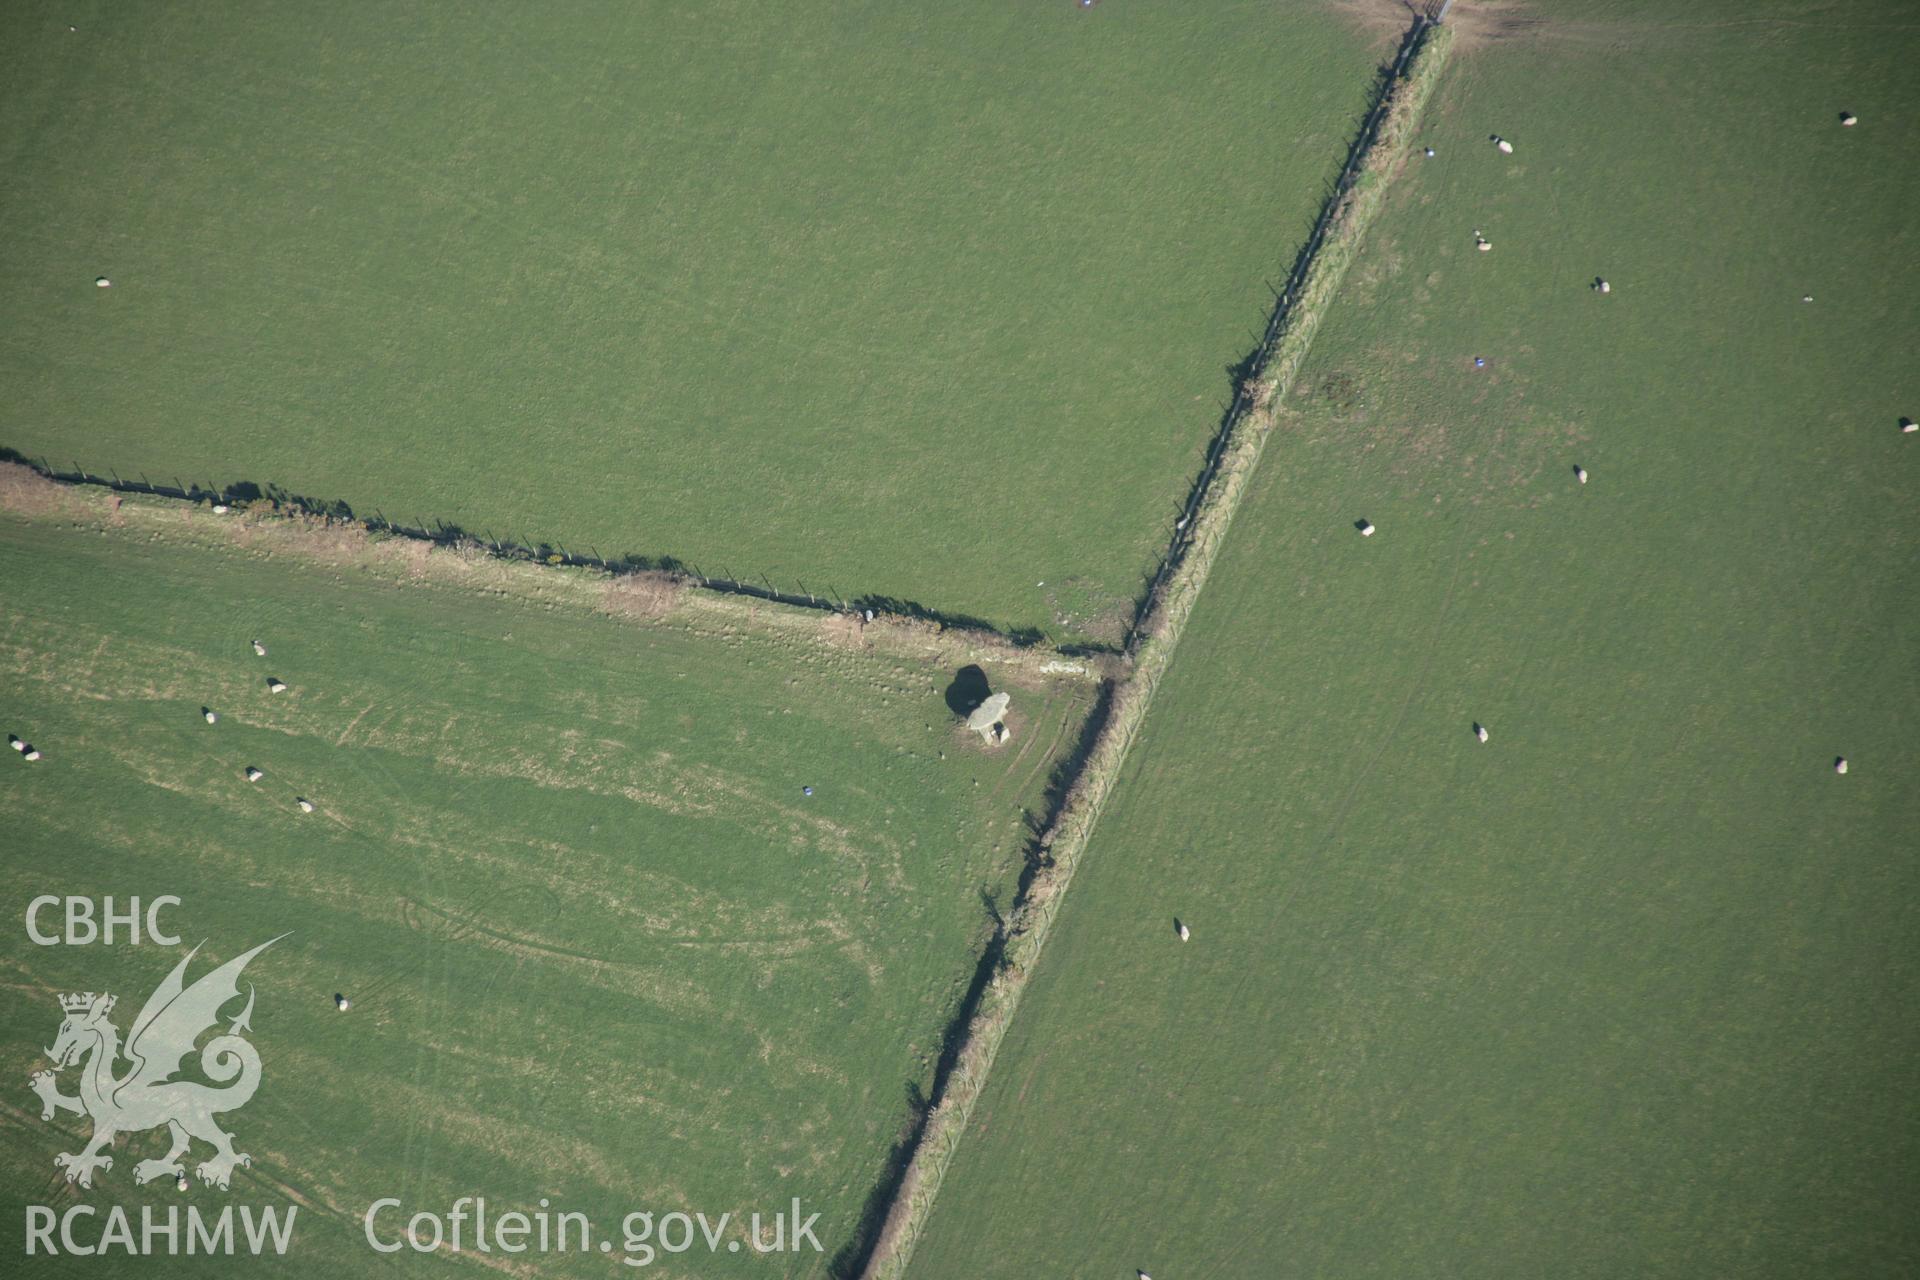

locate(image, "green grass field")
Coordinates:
909 5 1920 1276
0 483 1095 1275
0 0 1378 640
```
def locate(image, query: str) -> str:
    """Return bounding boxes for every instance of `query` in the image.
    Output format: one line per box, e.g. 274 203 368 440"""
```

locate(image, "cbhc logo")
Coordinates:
26 897 182 946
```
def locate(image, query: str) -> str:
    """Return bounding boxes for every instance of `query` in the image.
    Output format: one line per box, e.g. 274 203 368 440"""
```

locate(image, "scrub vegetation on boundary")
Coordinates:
0 4 1435 1272
854 18 1455 1278
0 1 1380 642
0 470 1097 1277
907 3 1920 1276
4 2 1913 1277
0 462 1116 686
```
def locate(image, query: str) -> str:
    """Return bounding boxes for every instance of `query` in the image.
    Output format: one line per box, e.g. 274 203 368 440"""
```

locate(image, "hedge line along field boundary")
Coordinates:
854 18 1455 1280
0 448 1117 660
0 461 1109 693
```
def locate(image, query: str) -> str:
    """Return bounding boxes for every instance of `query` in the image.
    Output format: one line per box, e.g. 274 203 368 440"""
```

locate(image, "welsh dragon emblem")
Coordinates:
30 937 284 1190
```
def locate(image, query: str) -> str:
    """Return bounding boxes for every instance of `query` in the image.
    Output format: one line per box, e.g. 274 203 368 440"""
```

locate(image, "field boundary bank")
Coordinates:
852 17 1455 1279
0 462 1111 690
1127 7 1444 648
0 448 1115 661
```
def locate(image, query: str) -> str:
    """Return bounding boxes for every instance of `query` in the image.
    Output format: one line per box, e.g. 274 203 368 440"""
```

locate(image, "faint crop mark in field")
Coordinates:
374 790 882 972
222 1163 347 1225
334 699 377 748
984 691 1061 808
279 682 908 888
0 1097 79 1145
400 891 602 1012
0 1094 129 1209
0 789 183 870
1006 701 1073 802
1008 692 1098 816
401 898 737 1028
1013 1050 1053 1107
1538 149 1570 299
379 1071 661 1230
2 598 485 845
9 491 1055 1259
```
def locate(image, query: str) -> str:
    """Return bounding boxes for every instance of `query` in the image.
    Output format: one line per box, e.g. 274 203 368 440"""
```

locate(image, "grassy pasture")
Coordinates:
910 5 1920 1276
0 488 1094 1275
0 0 1379 640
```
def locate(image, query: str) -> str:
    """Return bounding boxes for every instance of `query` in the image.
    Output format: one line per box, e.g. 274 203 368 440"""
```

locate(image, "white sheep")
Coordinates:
95 277 111 289
1497 138 1514 154
1477 238 1492 252
1901 418 1916 434
1474 722 1489 743
1357 519 1376 537
1841 112 1857 126
1834 757 1848 775
267 678 287 694
297 798 314 813
8 735 22 752
252 640 267 657
175 1174 189 1192
335 994 351 1012
1176 921 1191 943
1575 465 1588 484
203 708 219 725
23 747 41 762
245 766 264 782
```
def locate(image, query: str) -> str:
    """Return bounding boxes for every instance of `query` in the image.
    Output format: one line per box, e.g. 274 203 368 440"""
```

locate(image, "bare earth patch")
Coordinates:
0 463 81 519
1324 0 1432 48
1326 0 1582 56
600 570 685 620
821 610 869 649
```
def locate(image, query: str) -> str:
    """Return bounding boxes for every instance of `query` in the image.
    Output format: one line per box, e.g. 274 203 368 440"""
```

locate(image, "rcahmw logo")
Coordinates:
23 937 299 1258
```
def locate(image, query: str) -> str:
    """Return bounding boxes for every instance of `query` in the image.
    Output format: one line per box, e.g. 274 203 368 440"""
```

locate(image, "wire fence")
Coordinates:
852 14 1458 1278
0 448 1100 655
1127 11 1438 652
